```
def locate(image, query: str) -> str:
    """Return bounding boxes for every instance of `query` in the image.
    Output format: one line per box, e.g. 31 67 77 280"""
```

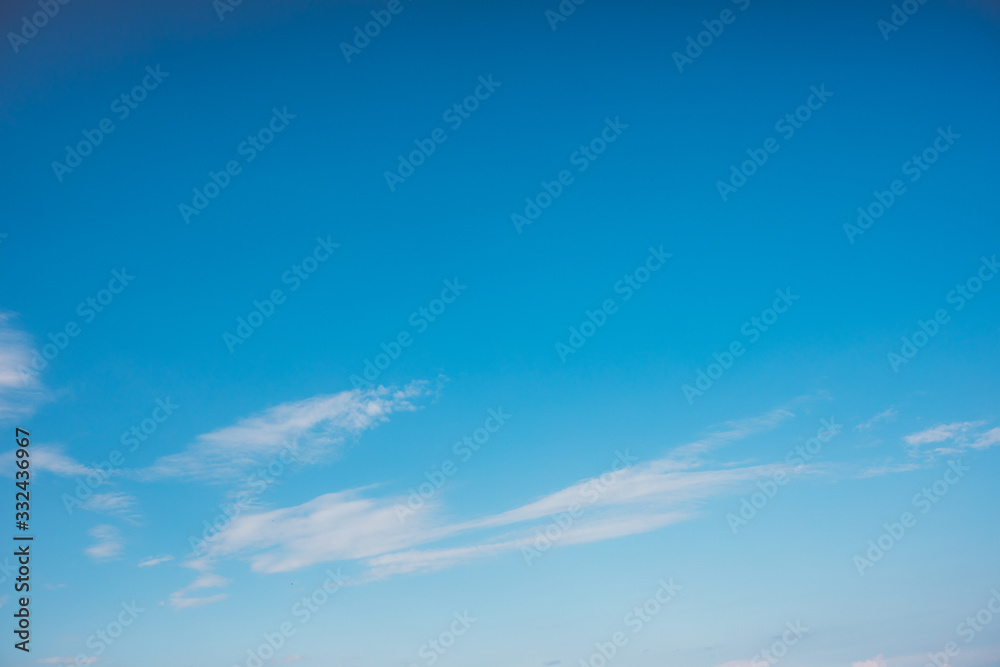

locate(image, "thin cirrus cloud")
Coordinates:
183 406 801 586
140 382 433 482
362 511 696 580
855 407 898 431
856 461 922 478
857 418 998 477
852 655 888 667
0 384 432 481
971 427 1000 449
85 524 124 561
904 421 985 446
0 312 46 421
0 444 102 480
81 491 141 522
903 421 998 455
24 445 100 477
138 554 174 567
168 572 229 609
665 406 795 462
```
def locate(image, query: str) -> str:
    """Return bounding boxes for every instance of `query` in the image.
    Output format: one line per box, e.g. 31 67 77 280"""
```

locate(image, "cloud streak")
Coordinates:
667 407 795 462
903 421 998 455
855 407 898 431
81 491 141 522
85 524 123 561
852 655 888 667
142 383 432 482
0 312 46 421
168 571 229 609
29 445 101 477
187 406 801 581
138 554 174 567
904 421 985 446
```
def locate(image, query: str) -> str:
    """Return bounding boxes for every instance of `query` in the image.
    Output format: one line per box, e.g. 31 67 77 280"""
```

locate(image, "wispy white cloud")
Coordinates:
0 312 45 421
855 407 898 431
358 461 786 579
971 427 1000 450
195 460 785 576
903 421 998 456
856 462 922 478
163 384 438 607
192 487 442 573
904 421 985 446
30 445 100 477
85 524 123 562
38 658 98 665
668 407 795 461
0 444 105 482
362 511 693 580
189 406 799 580
852 655 888 667
138 554 174 568
168 572 228 609
142 383 431 482
81 492 140 522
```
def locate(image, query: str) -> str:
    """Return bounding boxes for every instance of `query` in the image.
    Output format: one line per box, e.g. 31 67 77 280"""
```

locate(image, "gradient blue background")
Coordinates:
1 0 999 665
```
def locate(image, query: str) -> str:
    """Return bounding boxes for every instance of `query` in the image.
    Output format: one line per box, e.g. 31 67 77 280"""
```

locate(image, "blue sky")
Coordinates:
2 0 1000 666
